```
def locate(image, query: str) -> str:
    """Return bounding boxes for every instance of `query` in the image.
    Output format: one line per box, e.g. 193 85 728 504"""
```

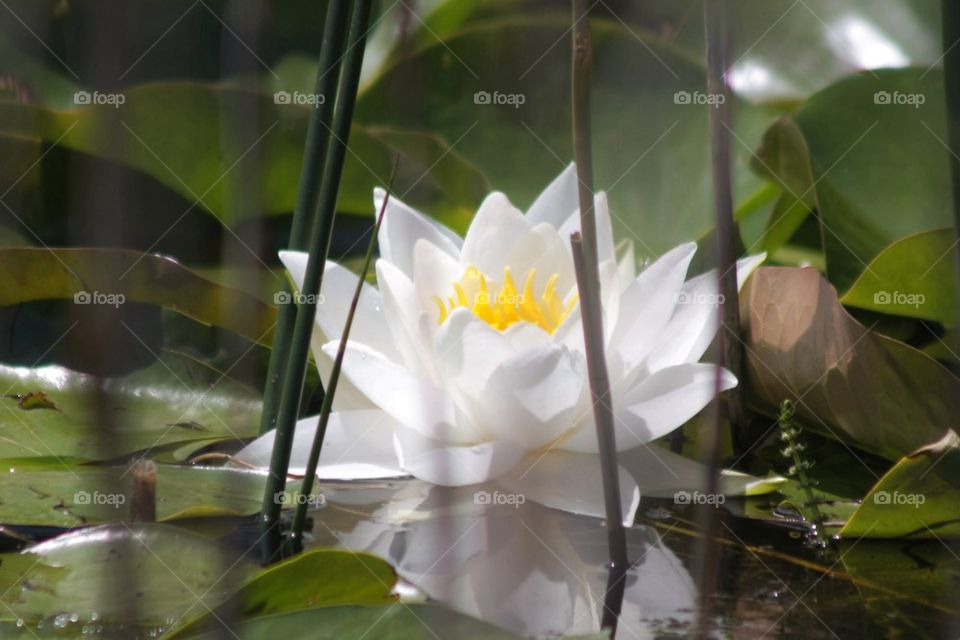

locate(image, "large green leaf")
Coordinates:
841 229 958 326
0 247 277 345
0 464 266 527
356 17 772 253
0 84 490 225
0 524 256 627
753 68 952 290
177 604 606 640
841 431 960 538
0 354 260 462
170 548 397 637
740 266 960 460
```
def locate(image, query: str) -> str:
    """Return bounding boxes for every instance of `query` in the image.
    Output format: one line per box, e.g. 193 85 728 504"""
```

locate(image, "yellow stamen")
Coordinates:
432 264 577 334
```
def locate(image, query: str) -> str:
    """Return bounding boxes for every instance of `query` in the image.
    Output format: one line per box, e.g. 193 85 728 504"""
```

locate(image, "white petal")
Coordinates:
412 238 464 324
234 410 404 479
616 238 636 287
500 451 640 526
611 242 697 368
559 363 736 453
394 426 525 486
503 222 577 300
375 188 462 278
376 260 435 378
459 192 530 274
502 322 552 350
279 251 401 363
481 344 586 449
321 340 465 442
646 253 767 372
525 163 578 227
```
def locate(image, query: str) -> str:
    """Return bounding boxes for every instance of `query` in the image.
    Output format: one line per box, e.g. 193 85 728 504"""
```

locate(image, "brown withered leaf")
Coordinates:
6 391 61 412
740 266 959 460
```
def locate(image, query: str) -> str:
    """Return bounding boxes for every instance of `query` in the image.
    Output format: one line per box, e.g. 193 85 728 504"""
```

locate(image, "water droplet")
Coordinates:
360 352 367 360
374 302 382 312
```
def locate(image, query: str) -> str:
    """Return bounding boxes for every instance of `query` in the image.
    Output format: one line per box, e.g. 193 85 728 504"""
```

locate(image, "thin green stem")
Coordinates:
289 164 396 547
261 0 373 564
257 0 348 439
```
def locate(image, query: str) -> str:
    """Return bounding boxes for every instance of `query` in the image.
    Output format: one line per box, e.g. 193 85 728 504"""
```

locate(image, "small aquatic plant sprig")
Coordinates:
778 400 827 548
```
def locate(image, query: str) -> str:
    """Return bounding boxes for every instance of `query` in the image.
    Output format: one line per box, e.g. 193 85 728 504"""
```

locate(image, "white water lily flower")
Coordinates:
239 164 773 520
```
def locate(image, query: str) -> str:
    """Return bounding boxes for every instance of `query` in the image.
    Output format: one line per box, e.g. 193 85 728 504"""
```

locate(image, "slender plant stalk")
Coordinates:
261 0 373 564
941 0 960 330
571 2 628 633
571 233 628 634
695 1 736 635
290 162 397 546
258 0 349 439
777 400 827 548
572 0 599 276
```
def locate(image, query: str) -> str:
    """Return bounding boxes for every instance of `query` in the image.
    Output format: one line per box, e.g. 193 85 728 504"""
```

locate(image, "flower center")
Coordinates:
432 265 577 334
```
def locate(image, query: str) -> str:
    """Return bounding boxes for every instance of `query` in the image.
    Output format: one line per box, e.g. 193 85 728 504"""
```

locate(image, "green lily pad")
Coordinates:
753 68 952 290
0 354 260 462
841 431 960 538
0 84 490 225
176 604 606 640
170 548 398 637
0 247 277 346
0 464 268 527
841 229 958 326
0 524 256 627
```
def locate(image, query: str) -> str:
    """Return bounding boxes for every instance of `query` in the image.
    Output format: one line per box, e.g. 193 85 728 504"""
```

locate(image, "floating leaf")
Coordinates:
170 549 398 637
0 354 260 462
0 464 267 528
841 431 960 538
0 247 276 346
752 68 952 290
0 524 255 628
740 266 960 459
841 228 958 326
